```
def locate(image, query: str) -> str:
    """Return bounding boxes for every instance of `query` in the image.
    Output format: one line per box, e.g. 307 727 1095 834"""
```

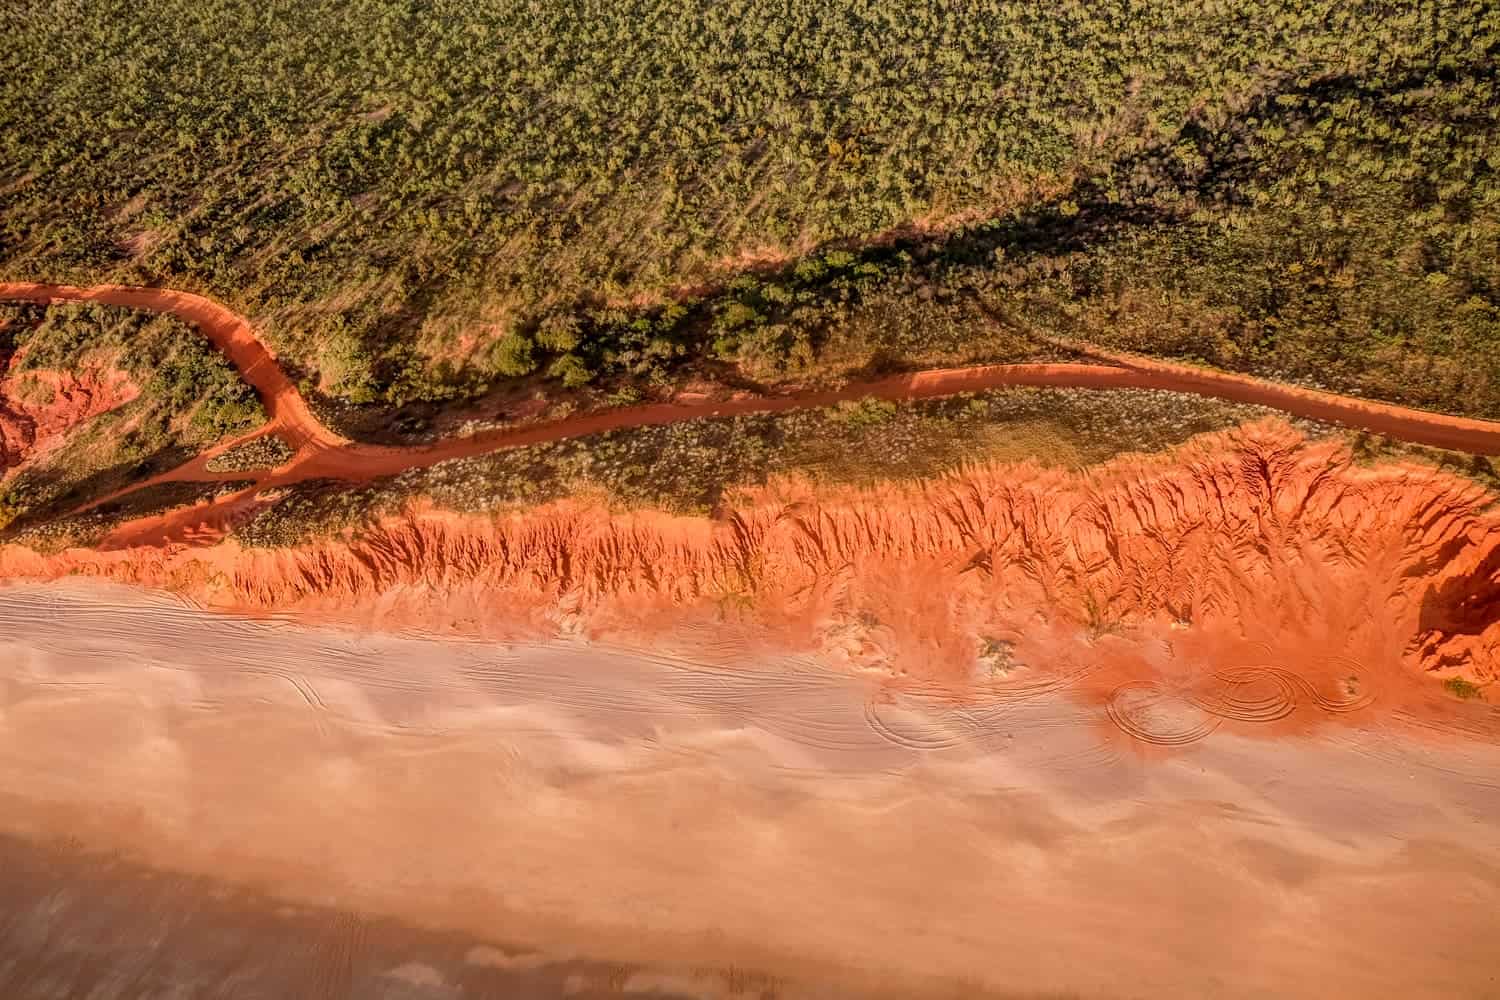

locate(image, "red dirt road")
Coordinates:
6 280 1500 543
0 283 342 454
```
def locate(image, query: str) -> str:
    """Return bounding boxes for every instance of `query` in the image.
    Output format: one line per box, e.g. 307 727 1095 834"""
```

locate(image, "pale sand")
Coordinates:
1 581 1498 998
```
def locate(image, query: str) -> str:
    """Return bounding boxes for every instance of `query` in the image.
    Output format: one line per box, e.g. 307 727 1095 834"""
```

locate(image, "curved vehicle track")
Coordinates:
6 281 1500 545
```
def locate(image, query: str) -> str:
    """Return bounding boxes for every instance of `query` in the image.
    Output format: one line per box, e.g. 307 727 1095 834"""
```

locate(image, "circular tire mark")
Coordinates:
1187 667 1298 723
1107 681 1221 747
1110 657 1378 746
862 697 965 752
1281 657 1376 713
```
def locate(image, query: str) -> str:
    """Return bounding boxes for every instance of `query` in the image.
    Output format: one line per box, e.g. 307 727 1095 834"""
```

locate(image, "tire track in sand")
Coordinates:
1105 654 1380 747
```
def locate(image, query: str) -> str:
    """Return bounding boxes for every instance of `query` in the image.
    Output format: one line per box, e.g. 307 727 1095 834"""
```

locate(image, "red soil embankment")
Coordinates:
0 362 137 472
3 282 1499 685
4 422 1496 686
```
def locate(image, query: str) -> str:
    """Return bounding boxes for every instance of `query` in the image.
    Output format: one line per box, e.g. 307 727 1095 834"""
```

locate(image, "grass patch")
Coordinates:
1442 677 1485 701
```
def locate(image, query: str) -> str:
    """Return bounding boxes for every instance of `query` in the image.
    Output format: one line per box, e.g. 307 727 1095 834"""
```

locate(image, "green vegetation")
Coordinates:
977 637 1020 677
204 433 295 473
0 302 264 534
1345 431 1500 494
2 0 1494 419
1442 676 1485 701
232 387 1320 546
7 479 256 553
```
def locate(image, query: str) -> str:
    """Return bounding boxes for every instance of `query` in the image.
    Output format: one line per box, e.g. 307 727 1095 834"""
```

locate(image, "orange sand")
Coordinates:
3 422 1496 690
4 582 1498 997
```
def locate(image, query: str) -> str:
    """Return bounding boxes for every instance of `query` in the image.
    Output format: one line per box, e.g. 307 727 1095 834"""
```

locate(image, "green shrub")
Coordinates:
548 352 594 388
1443 677 1485 701
488 331 538 377
835 398 898 429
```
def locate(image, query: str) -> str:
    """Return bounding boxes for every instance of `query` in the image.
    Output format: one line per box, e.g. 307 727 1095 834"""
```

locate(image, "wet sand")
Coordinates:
1 582 1498 998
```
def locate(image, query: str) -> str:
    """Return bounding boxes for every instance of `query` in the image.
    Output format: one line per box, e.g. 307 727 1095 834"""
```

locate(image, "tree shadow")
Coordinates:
0 443 198 540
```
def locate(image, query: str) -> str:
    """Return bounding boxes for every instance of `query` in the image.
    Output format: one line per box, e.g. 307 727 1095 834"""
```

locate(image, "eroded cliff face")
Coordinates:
2 421 1496 685
0 361 137 472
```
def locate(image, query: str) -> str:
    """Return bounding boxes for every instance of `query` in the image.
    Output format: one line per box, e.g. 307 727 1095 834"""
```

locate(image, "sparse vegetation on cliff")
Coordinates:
204 433 294 473
232 387 1320 547
0 301 264 535
1443 677 1485 701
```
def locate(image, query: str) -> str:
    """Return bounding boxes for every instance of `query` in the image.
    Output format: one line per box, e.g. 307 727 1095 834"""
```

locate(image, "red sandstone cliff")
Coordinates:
1 421 1494 686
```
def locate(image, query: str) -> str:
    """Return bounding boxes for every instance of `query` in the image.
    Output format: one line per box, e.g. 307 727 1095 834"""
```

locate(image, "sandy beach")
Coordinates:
1 581 1497 998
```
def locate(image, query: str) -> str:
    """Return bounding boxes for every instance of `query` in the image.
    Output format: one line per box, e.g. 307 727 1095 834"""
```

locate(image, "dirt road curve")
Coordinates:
6 280 1500 536
1 282 343 454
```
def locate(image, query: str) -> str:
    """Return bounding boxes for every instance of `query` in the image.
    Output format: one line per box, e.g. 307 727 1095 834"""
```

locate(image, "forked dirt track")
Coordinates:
7 280 1500 527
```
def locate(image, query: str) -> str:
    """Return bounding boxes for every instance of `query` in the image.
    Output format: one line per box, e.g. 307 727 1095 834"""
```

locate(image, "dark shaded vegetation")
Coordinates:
204 433 294 472
6 478 256 553
92 478 256 522
0 443 199 539
233 386 1311 546
1 0 1494 420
